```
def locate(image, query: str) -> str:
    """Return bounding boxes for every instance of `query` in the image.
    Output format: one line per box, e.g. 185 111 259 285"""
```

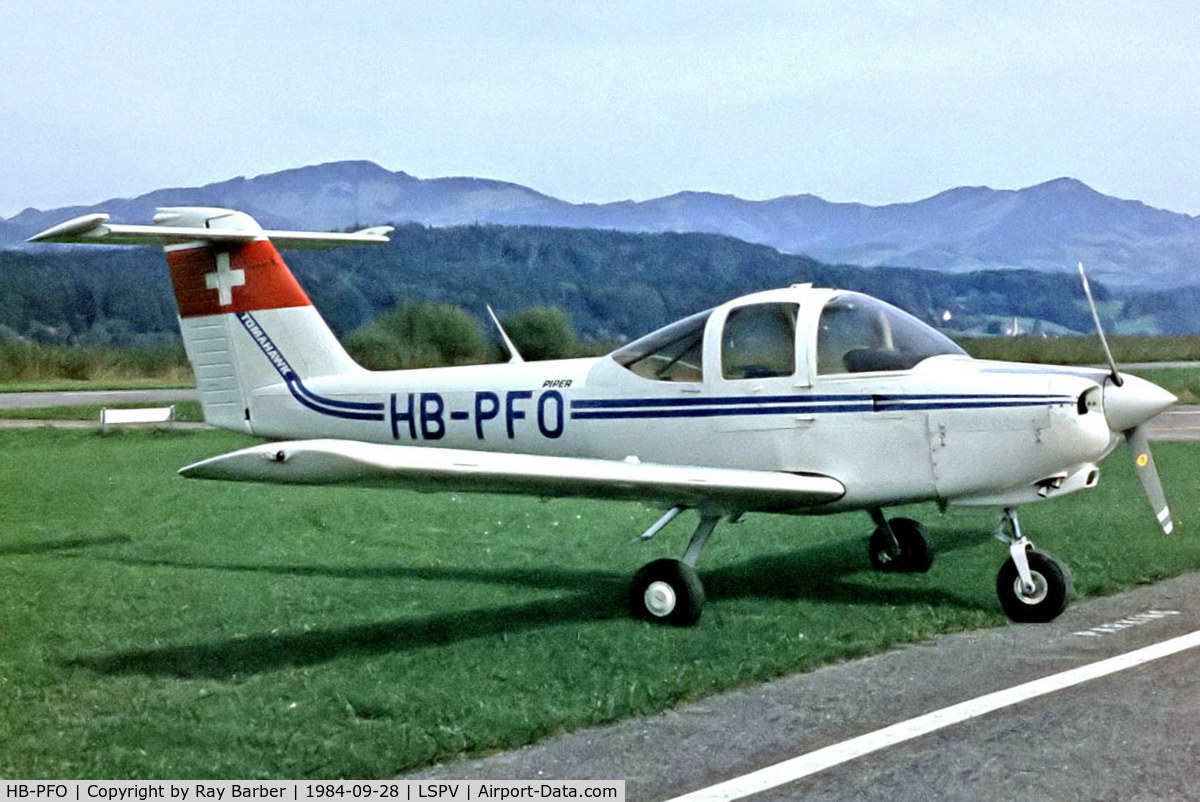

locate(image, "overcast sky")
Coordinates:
3 1 1199 218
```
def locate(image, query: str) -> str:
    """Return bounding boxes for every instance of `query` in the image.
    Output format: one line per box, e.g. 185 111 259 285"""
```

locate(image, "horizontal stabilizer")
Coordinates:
180 439 845 514
28 212 393 250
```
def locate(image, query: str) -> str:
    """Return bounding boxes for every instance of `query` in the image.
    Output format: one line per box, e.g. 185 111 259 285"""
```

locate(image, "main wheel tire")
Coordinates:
629 558 705 626
868 517 933 573
997 549 1071 623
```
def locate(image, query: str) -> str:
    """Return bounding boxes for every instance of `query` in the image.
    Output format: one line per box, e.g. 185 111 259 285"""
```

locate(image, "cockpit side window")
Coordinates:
613 309 711 382
721 302 798 380
817 294 966 375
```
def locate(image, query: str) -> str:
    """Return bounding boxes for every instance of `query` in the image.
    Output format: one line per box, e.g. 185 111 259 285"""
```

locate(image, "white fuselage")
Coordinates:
232 290 1115 514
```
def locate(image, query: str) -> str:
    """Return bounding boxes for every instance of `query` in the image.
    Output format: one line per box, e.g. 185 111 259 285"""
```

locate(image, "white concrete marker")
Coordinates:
665 628 1200 802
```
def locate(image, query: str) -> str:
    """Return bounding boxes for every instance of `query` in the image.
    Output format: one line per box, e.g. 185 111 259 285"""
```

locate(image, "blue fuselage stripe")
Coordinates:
569 394 1074 420
574 403 874 420
572 394 866 409
237 312 385 422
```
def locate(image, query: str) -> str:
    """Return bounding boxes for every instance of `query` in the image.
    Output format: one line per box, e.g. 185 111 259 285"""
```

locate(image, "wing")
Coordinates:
180 439 845 515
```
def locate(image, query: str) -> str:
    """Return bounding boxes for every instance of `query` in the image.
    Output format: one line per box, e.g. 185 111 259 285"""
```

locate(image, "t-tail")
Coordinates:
29 207 392 433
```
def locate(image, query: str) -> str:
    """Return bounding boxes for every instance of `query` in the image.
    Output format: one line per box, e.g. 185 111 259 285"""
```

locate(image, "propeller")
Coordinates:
1127 426 1174 535
1077 262 1122 387
1077 262 1176 534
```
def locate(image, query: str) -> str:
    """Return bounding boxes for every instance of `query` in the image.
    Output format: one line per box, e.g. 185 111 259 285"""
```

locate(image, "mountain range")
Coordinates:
5 160 1199 290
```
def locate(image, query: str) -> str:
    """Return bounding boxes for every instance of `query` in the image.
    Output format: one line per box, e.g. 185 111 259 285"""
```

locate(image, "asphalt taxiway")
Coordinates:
1148 407 1200 441
0 387 197 410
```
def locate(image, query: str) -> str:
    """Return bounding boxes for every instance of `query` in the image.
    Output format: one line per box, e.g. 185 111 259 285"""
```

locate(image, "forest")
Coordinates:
3 223 1193 350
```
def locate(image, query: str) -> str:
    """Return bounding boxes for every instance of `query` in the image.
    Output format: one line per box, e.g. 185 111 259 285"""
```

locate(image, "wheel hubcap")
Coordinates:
644 581 677 617
1013 570 1049 605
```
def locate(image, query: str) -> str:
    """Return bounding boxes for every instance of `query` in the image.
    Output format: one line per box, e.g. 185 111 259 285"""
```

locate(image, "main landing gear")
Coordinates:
629 508 719 626
867 509 933 573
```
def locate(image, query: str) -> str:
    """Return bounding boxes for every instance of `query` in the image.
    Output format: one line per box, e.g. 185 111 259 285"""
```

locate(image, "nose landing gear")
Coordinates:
994 506 1071 623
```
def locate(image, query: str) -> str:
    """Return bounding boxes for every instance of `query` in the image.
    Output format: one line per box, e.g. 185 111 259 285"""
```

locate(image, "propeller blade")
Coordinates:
1077 261 1123 387
1126 425 1173 535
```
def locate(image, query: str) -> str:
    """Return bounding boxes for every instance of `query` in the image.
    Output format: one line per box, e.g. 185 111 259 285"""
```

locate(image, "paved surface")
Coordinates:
1121 361 1200 370
409 573 1200 801
0 388 197 409
1148 406 1200 441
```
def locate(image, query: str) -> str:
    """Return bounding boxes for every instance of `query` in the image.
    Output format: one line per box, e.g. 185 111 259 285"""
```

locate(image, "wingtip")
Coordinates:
27 213 111 243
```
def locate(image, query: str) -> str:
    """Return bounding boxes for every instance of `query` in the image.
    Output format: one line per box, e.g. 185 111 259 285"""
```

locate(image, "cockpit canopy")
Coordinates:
612 290 964 383
816 294 965 375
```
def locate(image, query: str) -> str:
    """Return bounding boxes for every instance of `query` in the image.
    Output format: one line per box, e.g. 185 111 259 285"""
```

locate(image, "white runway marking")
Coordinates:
1074 609 1179 638
665 627 1200 802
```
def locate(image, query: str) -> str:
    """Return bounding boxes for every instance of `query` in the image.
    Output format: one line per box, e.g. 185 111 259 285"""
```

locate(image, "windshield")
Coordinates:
817 294 965 375
613 309 712 382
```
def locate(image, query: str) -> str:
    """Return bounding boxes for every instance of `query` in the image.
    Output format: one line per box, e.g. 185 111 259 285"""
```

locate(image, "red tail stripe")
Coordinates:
167 240 312 318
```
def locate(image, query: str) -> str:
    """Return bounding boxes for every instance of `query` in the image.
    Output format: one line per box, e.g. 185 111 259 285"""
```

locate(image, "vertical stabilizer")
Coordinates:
28 207 392 434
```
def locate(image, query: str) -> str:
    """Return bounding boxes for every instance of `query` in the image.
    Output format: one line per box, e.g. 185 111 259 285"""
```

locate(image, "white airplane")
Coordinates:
31 207 1177 626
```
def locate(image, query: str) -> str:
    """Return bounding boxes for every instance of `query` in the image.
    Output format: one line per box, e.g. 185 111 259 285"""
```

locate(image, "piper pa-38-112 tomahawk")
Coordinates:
31 207 1177 626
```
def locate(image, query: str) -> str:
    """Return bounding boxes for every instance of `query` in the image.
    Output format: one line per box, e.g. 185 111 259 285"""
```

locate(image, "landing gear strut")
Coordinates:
994 506 1071 623
629 510 719 626
867 509 933 573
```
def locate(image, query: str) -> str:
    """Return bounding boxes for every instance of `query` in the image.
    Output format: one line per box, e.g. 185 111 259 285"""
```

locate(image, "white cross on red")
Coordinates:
204 252 246 306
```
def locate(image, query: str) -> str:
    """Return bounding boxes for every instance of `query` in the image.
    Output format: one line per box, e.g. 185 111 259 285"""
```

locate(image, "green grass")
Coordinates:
0 401 205 422
0 342 192 385
958 334 1200 365
1 429 1199 779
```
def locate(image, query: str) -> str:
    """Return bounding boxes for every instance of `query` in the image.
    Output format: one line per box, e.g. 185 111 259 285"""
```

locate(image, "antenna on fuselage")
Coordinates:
487 305 525 364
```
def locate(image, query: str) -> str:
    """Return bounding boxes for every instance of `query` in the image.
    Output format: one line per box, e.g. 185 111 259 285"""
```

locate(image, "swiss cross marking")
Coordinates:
205 252 246 306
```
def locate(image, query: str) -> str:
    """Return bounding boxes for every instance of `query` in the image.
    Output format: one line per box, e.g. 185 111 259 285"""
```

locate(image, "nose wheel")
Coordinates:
997 550 1070 622
995 507 1071 623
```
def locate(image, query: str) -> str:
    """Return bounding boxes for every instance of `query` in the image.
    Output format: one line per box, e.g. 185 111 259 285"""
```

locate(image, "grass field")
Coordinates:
0 342 191 386
1 429 1199 779
959 334 1200 364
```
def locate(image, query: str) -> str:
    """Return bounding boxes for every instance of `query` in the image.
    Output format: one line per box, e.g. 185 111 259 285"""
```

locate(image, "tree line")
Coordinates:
3 223 1191 354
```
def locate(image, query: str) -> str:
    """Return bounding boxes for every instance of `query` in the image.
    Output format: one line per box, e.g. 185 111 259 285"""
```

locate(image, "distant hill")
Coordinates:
4 161 577 242
6 160 1200 290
